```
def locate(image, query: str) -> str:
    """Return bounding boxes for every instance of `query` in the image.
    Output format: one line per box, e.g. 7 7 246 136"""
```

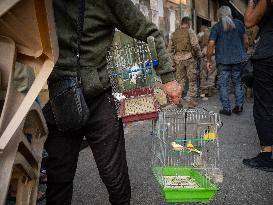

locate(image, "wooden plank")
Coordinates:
14 152 38 180
16 175 33 205
19 135 39 168
0 139 19 205
23 103 48 138
0 0 21 17
0 59 53 151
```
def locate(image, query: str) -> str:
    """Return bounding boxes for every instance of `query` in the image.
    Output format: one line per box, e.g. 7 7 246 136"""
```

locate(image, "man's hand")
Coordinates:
207 61 212 72
163 80 182 105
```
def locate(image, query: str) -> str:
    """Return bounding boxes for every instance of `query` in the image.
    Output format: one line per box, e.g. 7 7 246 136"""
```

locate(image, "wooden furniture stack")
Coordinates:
0 0 58 204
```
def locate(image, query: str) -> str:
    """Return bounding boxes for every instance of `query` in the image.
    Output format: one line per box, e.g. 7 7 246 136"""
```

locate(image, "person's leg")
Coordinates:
253 58 273 150
243 57 273 171
43 103 84 205
175 61 187 105
186 58 198 107
200 58 208 96
175 61 187 95
207 68 217 97
217 64 232 114
208 61 217 85
84 91 131 205
231 63 245 113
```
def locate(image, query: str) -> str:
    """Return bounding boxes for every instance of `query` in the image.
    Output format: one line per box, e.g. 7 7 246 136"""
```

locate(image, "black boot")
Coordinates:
219 109 231 116
232 106 243 114
243 152 273 172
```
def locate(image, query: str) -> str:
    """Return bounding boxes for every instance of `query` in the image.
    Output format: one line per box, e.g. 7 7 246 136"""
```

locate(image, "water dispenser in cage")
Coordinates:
107 38 167 123
152 108 223 203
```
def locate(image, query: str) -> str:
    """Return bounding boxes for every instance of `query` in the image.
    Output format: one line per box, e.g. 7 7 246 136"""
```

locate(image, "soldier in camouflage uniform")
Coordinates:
198 26 217 97
169 17 202 108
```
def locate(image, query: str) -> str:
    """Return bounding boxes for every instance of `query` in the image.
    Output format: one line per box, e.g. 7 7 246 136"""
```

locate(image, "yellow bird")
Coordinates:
203 132 217 140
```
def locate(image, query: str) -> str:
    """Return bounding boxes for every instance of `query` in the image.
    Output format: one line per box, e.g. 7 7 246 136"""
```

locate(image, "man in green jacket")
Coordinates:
44 1 181 204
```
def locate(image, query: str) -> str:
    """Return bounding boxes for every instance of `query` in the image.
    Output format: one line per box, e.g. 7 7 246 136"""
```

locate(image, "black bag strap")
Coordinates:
76 0 86 66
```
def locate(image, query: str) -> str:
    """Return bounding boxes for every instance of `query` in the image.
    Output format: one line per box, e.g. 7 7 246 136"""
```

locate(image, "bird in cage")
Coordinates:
113 92 126 101
128 62 143 84
203 126 217 140
171 142 184 151
203 132 217 140
186 142 202 155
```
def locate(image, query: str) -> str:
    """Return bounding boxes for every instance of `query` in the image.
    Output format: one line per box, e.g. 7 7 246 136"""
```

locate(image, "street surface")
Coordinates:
70 95 273 205
7 95 270 205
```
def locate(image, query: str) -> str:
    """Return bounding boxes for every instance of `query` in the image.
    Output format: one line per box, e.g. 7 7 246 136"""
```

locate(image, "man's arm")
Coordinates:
107 0 181 104
206 40 215 72
243 33 249 50
107 0 174 83
245 0 268 28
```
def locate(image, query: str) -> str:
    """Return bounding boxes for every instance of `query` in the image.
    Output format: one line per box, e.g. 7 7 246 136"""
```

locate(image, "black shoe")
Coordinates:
232 106 243 114
243 153 273 172
219 109 231 116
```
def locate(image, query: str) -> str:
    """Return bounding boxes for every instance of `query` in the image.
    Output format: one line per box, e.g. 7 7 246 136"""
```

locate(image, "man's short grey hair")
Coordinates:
217 6 236 31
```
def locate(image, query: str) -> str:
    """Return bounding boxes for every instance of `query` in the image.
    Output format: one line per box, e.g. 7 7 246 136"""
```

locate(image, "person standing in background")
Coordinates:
198 26 217 98
169 17 202 108
243 0 273 172
207 6 248 116
198 26 210 51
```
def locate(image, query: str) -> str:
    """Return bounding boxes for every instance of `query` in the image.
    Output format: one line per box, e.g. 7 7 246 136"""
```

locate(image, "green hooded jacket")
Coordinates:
51 0 175 98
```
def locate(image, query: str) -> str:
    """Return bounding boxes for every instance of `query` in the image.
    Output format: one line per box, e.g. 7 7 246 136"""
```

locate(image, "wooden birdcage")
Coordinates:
107 39 167 123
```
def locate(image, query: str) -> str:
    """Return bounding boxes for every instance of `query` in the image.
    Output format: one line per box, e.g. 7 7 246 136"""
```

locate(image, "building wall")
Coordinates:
113 0 162 46
115 0 247 43
195 0 209 20
229 0 247 14
164 0 192 35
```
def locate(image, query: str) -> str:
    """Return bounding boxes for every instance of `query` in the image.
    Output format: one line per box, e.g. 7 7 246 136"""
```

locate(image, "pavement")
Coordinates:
6 94 273 205
70 95 273 205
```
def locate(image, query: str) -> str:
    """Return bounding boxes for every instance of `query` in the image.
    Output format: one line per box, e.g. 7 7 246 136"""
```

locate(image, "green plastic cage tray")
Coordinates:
152 166 219 203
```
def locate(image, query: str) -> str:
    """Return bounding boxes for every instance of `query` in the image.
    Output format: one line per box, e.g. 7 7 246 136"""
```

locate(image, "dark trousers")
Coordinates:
43 90 131 205
253 56 273 146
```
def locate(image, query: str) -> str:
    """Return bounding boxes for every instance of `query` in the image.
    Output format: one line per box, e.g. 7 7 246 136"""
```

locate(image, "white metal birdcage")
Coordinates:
107 39 167 123
151 108 223 203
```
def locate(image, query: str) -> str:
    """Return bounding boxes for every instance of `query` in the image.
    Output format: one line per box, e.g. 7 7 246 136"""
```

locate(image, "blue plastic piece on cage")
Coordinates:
145 59 159 68
111 66 153 77
111 60 157 77
121 72 153 80
153 59 159 69
145 61 151 68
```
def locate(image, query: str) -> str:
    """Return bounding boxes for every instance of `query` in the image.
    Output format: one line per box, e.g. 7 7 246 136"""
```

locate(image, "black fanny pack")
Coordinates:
48 76 89 132
48 0 89 132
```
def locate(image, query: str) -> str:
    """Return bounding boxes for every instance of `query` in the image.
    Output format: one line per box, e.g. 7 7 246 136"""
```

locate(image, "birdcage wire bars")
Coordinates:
151 108 223 203
107 40 164 123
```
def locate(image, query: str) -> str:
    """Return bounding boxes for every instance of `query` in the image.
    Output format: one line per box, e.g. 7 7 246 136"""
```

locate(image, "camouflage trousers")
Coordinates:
175 58 197 99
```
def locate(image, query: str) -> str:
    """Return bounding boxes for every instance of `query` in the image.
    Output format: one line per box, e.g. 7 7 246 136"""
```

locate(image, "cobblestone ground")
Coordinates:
7 95 273 205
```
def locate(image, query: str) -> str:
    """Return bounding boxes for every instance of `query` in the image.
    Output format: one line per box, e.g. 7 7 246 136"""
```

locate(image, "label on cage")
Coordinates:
163 176 199 189
123 95 156 116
